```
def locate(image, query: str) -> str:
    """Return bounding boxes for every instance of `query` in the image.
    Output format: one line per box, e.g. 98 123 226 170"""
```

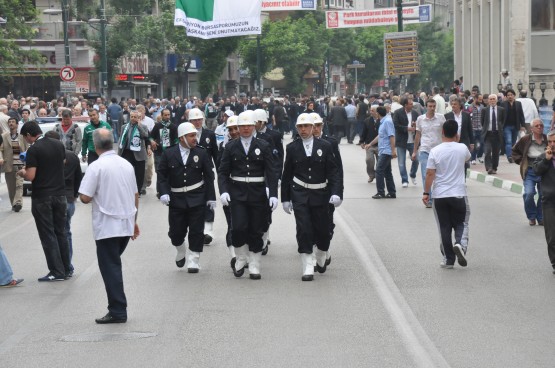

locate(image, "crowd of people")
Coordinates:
2 85 555 324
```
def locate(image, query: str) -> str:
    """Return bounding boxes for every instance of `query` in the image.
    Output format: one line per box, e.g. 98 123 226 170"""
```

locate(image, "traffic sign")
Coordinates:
384 31 419 77
60 81 76 93
60 66 76 82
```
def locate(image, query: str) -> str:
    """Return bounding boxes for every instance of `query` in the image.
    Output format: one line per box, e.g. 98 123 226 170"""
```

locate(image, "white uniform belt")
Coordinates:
293 177 327 189
171 180 204 192
231 176 265 183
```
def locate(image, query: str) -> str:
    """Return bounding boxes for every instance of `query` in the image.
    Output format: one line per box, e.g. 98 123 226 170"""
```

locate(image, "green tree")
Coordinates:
0 0 45 77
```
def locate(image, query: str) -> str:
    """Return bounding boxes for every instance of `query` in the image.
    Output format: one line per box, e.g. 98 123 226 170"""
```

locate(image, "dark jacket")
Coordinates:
512 133 547 180
321 134 344 198
281 138 340 206
480 106 505 140
197 128 219 166
150 121 178 156
217 137 278 202
444 111 474 148
157 145 216 209
329 105 348 127
64 150 82 203
361 117 380 145
501 100 526 129
263 128 284 179
392 108 419 149
533 153 555 208
118 122 150 161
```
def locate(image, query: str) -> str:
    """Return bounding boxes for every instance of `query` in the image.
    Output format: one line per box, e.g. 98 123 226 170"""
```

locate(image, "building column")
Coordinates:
480 0 491 93
454 1 463 82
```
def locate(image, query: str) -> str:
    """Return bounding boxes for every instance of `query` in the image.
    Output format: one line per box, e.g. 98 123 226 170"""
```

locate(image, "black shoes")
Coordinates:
385 193 396 198
140 189 147 195
38 273 66 282
249 273 261 280
233 265 245 277
95 313 127 324
261 245 269 256
372 193 385 199
302 275 314 281
12 204 22 212
176 257 186 268
203 234 213 245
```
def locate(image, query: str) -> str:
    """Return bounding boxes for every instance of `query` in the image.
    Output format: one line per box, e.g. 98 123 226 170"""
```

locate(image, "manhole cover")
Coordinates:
60 332 157 342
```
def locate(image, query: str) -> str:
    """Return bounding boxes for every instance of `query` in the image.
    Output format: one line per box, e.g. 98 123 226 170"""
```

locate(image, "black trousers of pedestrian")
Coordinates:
293 202 330 254
433 197 467 265
87 151 99 165
154 153 162 195
31 195 70 277
376 154 396 196
328 203 336 240
96 236 130 319
204 206 215 223
484 132 500 171
262 205 273 233
223 205 233 246
230 200 266 252
168 205 205 252
542 205 555 269
121 150 146 194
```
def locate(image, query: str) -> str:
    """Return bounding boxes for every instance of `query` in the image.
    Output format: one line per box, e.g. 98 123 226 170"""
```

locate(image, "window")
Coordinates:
532 0 555 31
531 0 555 73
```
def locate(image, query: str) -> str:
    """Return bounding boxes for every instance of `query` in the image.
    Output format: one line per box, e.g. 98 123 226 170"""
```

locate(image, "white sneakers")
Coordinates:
411 177 417 185
402 182 409 188
453 243 467 267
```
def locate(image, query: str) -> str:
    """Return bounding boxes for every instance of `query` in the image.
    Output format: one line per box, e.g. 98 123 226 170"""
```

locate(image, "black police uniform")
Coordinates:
218 137 277 252
319 134 344 239
281 138 340 254
196 128 219 237
217 141 232 248
157 144 216 253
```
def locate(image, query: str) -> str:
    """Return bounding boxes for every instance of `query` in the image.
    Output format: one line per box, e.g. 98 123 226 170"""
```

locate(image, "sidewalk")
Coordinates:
466 155 524 194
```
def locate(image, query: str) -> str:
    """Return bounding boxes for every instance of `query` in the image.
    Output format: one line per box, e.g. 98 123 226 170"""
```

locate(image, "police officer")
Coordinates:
218 110 278 280
281 113 342 281
216 115 239 269
157 122 216 273
310 112 344 267
253 109 284 255
188 107 219 245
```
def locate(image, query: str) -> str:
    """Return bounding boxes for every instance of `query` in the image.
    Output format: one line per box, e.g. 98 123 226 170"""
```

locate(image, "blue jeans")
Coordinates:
419 151 432 201
397 143 418 183
0 245 14 285
66 201 76 271
523 167 543 221
471 130 484 161
503 125 519 157
376 154 396 195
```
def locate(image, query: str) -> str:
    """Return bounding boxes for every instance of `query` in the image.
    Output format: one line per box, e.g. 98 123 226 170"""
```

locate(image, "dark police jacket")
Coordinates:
281 138 340 206
256 130 284 179
157 144 216 210
218 137 277 202
320 134 344 199
197 128 219 165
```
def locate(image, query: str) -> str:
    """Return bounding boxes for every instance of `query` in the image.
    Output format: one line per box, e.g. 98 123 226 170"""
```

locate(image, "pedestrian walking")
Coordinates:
79 128 140 324
423 120 471 269
0 244 23 288
481 94 505 175
371 107 397 199
0 117 29 212
81 108 112 165
157 123 216 273
118 110 151 195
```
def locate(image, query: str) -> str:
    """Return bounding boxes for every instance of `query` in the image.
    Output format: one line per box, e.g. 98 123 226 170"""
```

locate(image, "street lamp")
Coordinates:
539 82 547 106
497 83 503 93
506 83 513 91
529 82 536 105
44 2 70 66
517 82 523 93
89 0 108 97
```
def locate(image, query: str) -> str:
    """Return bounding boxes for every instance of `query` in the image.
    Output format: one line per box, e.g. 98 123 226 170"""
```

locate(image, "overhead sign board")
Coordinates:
326 4 431 29
60 81 76 93
262 0 316 11
384 31 419 76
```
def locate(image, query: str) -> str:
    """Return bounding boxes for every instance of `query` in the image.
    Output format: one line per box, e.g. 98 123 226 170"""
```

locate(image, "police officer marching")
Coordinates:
281 113 342 281
157 122 216 273
217 110 278 280
188 107 219 245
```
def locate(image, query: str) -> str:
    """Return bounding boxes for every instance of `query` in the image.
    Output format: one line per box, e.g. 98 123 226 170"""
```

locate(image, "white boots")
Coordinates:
186 251 200 273
204 222 214 245
248 252 262 280
233 245 249 277
228 246 236 270
315 248 328 273
175 244 187 268
300 253 314 281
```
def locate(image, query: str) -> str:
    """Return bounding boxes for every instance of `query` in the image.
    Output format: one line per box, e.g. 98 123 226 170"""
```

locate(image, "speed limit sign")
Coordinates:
60 66 76 82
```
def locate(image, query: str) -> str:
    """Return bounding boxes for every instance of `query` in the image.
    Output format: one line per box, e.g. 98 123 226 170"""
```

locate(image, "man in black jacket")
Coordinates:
281 113 341 281
393 97 420 187
445 96 474 175
361 105 380 182
481 94 506 174
157 122 216 273
501 88 526 162
150 109 178 196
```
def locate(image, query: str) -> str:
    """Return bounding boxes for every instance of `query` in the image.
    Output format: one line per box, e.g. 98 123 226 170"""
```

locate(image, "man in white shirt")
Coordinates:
79 128 140 324
413 98 446 207
517 90 539 130
432 86 446 114
423 120 471 269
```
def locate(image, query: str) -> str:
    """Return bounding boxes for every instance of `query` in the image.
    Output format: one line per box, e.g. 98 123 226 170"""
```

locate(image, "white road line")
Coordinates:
336 209 451 368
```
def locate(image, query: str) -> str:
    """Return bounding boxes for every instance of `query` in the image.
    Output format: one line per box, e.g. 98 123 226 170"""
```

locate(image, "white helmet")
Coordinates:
238 110 255 126
253 109 268 123
226 115 239 128
309 112 323 124
296 113 314 126
188 107 204 121
178 122 197 138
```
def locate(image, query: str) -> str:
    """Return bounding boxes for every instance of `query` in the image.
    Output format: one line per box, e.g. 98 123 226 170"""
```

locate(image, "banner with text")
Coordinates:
262 0 316 11
326 4 431 29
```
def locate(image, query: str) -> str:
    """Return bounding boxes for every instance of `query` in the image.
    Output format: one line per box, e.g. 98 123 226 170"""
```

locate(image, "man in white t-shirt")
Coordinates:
79 128 140 324
423 120 471 269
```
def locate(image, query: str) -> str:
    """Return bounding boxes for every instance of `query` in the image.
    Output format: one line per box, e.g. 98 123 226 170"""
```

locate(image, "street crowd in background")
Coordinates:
2 77 555 323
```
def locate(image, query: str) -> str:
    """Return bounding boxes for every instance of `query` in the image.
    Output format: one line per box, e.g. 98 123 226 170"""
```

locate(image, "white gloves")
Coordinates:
282 201 293 214
329 195 342 207
207 200 217 210
160 194 170 206
269 197 278 211
220 192 231 206
266 187 270 198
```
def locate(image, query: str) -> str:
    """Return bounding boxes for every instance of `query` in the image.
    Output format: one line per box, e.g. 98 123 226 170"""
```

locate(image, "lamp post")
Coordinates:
497 83 503 93
517 82 523 93
529 82 536 105
44 0 70 66
256 34 261 97
89 0 108 97
539 82 547 106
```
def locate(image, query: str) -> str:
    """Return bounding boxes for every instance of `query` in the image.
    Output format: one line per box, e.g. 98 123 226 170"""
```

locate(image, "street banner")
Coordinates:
326 4 432 29
262 0 317 11
175 0 262 39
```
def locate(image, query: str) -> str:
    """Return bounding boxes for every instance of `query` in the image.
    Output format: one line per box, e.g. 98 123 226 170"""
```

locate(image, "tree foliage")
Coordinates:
0 0 45 77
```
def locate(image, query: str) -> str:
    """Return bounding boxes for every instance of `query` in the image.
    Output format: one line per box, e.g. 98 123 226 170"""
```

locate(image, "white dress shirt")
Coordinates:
179 144 190 165
240 136 252 155
302 137 314 156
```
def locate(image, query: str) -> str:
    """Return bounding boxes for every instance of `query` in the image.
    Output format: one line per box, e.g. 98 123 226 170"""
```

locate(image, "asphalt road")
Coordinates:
1 137 554 368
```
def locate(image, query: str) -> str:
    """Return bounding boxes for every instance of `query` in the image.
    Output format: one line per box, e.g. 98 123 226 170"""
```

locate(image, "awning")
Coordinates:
122 81 159 86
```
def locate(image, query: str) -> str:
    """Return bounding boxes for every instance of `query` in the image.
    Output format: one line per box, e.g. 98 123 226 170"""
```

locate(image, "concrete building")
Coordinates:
454 0 555 105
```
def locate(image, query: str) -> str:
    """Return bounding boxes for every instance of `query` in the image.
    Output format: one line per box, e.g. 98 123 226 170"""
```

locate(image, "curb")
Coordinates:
466 169 523 195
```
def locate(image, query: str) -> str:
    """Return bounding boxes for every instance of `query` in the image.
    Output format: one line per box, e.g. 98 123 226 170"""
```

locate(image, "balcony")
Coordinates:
28 21 88 41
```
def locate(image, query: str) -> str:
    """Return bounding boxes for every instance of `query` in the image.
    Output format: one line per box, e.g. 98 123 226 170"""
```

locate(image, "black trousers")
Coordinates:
31 195 70 277
168 205 205 252
230 199 266 252
543 206 555 269
484 132 500 171
293 202 330 254
121 150 146 194
328 203 336 240
96 236 130 319
262 205 273 233
205 205 215 223
87 151 99 165
223 205 233 246
433 197 467 265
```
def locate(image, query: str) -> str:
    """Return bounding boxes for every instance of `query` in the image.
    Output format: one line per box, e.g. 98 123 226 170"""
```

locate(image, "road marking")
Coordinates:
335 209 451 368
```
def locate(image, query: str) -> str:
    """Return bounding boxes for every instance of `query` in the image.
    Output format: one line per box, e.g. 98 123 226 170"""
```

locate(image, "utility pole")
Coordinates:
256 35 261 96
100 0 108 97
61 0 70 66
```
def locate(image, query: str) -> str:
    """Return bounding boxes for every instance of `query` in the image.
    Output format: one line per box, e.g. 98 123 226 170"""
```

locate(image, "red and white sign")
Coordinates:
326 5 431 29
59 66 76 81
262 0 316 11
